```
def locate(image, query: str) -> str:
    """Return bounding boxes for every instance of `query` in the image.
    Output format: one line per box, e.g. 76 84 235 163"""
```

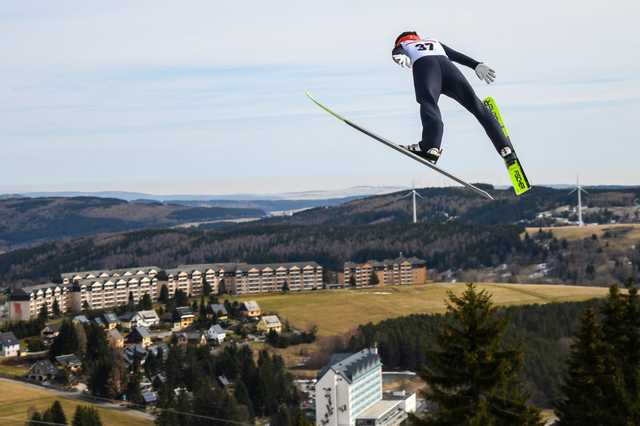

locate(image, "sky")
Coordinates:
1 1 639 195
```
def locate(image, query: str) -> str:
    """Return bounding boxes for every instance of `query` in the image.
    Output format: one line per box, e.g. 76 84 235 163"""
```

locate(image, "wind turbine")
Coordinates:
402 184 424 224
569 176 588 227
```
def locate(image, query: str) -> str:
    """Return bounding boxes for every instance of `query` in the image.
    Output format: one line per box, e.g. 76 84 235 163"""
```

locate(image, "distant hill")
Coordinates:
256 185 640 227
0 196 264 250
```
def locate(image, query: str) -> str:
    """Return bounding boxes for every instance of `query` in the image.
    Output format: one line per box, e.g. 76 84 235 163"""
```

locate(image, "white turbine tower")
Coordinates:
402 184 424 224
569 176 588 227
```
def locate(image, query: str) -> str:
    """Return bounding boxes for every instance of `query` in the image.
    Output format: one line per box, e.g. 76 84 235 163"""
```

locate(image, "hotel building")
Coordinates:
316 347 414 426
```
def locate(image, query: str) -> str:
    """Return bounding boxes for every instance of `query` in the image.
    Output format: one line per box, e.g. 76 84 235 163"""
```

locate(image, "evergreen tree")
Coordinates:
72 405 103 426
413 284 542 426
128 292 136 311
349 274 356 287
49 400 68 425
282 280 289 293
82 300 90 312
28 411 42 426
74 323 88 357
126 358 144 405
159 285 169 304
139 293 153 310
198 297 207 322
369 272 379 285
555 309 618 425
234 379 255 419
174 289 188 307
38 304 49 321
50 319 79 358
203 279 211 296
52 299 62 317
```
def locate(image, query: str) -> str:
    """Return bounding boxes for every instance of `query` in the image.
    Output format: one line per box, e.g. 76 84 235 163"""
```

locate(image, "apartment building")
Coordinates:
167 261 323 296
233 262 323 294
166 263 238 297
9 266 163 320
8 260 323 320
340 256 427 287
316 347 414 426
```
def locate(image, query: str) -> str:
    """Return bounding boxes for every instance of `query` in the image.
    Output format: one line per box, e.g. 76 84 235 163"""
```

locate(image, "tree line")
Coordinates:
28 400 103 426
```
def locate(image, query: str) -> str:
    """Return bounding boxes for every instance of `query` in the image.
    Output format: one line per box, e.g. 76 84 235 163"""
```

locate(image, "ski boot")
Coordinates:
402 144 442 164
500 147 531 196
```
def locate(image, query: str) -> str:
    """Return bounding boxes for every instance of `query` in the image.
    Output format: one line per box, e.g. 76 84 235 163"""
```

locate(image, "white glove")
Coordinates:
392 54 411 69
475 63 496 84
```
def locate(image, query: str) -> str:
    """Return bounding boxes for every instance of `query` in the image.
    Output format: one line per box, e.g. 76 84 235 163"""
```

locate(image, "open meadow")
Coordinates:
233 283 610 336
0 379 153 426
526 223 640 248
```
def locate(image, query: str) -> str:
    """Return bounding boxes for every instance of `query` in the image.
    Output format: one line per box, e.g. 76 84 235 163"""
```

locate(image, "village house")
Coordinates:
207 324 226 345
174 332 188 346
208 304 228 321
72 315 90 325
172 307 195 330
257 315 282 334
101 312 120 330
40 324 61 343
55 354 82 374
0 332 20 357
240 301 261 318
123 344 148 367
147 343 169 362
186 331 208 347
134 310 160 328
107 328 124 349
28 359 58 382
127 326 152 348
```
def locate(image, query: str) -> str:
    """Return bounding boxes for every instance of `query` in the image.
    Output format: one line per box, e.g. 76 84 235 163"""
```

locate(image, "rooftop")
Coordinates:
320 348 381 383
261 315 281 325
0 332 18 346
242 301 260 311
356 400 402 420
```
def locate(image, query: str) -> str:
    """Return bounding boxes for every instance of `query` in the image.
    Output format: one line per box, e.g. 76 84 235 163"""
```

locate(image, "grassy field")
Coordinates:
0 362 28 378
526 223 640 245
233 283 610 336
0 379 153 426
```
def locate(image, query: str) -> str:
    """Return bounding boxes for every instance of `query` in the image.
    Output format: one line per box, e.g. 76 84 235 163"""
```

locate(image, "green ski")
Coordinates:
483 97 531 196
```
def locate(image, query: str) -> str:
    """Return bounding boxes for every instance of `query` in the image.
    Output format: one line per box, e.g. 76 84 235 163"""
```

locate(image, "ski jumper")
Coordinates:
393 37 512 154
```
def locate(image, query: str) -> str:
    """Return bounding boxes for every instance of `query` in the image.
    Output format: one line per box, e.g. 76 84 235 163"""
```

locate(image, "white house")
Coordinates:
0 332 19 357
134 310 160 328
207 324 226 345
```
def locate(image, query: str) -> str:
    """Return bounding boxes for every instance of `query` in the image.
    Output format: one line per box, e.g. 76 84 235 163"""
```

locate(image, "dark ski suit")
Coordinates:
393 39 511 154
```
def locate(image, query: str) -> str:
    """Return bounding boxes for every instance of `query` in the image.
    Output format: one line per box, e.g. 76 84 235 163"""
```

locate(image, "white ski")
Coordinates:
305 92 495 201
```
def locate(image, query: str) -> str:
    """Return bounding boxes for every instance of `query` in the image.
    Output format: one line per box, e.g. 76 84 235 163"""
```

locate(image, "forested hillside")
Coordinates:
265 185 640 226
350 298 601 407
0 196 264 249
0 223 528 285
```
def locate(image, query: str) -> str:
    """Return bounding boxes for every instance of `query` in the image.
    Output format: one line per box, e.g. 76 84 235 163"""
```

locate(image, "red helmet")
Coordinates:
395 31 420 47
